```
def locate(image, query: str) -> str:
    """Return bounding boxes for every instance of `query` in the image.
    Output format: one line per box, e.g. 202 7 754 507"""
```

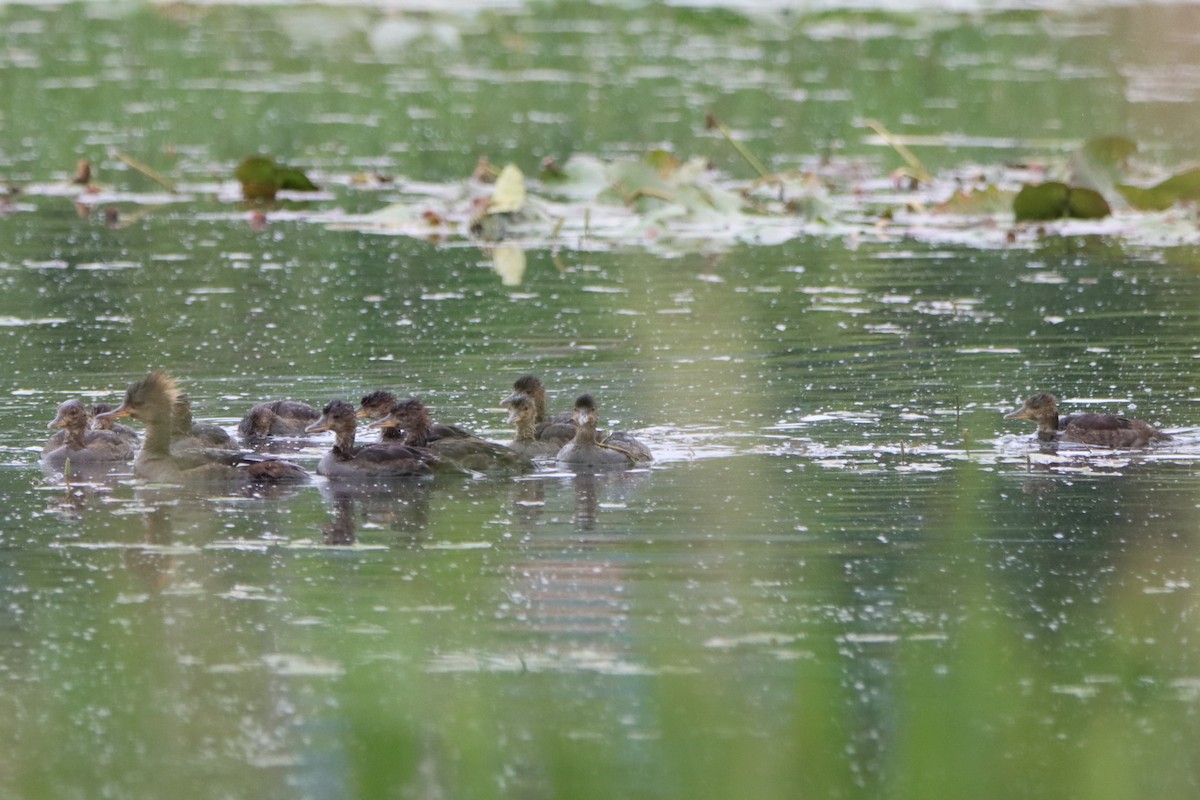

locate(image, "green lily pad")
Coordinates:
235 156 318 201
1013 182 1110 221
1116 167 1200 211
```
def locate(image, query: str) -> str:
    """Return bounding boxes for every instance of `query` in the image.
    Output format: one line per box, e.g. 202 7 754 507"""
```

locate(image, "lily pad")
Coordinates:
235 157 318 201
1013 182 1110 221
1116 167 1200 211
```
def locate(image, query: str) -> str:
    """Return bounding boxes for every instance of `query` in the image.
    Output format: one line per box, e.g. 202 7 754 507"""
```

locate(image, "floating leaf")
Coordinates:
1013 182 1109 221
1116 167 1200 211
1064 187 1111 219
1013 182 1071 221
487 164 526 215
277 166 318 192
235 156 318 201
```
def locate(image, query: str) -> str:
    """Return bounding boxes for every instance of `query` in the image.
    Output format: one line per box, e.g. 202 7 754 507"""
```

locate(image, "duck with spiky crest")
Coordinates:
556 394 653 467
41 399 136 467
306 399 447 478
1005 392 1172 448
95 372 308 484
370 396 534 475
357 389 473 442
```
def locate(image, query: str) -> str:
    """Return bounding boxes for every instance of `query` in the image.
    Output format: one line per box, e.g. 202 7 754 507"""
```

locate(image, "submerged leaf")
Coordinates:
1116 167 1200 211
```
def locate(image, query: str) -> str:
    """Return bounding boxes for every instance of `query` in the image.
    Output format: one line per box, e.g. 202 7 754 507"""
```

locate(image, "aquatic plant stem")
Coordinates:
862 119 933 185
705 112 770 179
112 151 178 193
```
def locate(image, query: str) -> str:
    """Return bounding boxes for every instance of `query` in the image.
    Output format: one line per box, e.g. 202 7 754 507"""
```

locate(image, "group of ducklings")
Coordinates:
40 372 655 485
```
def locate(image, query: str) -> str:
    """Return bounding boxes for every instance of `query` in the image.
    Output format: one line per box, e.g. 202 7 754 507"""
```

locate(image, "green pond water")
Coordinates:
2 2 1200 799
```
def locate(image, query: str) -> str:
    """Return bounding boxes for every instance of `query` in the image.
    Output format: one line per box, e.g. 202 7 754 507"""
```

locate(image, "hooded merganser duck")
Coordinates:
357 389 473 442
502 391 563 459
305 399 444 478
41 399 136 466
95 372 308 483
556 394 653 467
504 374 575 444
371 396 534 475
1004 392 1172 448
238 399 320 437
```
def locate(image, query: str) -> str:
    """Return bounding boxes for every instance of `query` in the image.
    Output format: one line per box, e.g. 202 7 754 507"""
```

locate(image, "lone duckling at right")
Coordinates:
1005 392 1172 448
556 394 653 467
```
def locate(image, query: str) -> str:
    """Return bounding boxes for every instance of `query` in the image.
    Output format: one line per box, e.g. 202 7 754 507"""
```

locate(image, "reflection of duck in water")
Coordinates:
371 397 535 475
502 391 562 459
357 389 473 442
556 394 653 467
1005 392 1172 448
238 399 320 437
95 372 308 484
505 374 574 445
306 399 443 478
41 399 136 466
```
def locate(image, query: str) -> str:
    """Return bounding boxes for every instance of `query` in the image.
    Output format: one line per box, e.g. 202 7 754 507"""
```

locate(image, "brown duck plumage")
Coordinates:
1005 392 1172 448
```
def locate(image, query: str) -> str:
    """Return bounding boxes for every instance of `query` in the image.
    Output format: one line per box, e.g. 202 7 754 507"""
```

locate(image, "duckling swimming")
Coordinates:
306 399 442 479
238 399 320 437
41 398 135 467
556 394 653 467
1004 392 1172 448
357 389 473 442
504 374 574 444
371 396 534 475
95 372 307 484
502 391 563 459
91 403 141 449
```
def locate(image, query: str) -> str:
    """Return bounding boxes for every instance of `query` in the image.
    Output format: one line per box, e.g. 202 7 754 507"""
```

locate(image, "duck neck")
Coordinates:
573 419 599 446
402 408 432 448
533 388 548 424
1037 414 1060 441
333 425 357 461
142 407 174 457
513 414 537 444
61 418 88 449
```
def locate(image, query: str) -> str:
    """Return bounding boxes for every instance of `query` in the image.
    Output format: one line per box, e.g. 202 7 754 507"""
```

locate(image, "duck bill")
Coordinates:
304 417 332 434
367 417 400 431
1004 408 1033 421
47 416 68 430
355 408 372 420
505 407 520 424
94 403 132 422
501 391 522 406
